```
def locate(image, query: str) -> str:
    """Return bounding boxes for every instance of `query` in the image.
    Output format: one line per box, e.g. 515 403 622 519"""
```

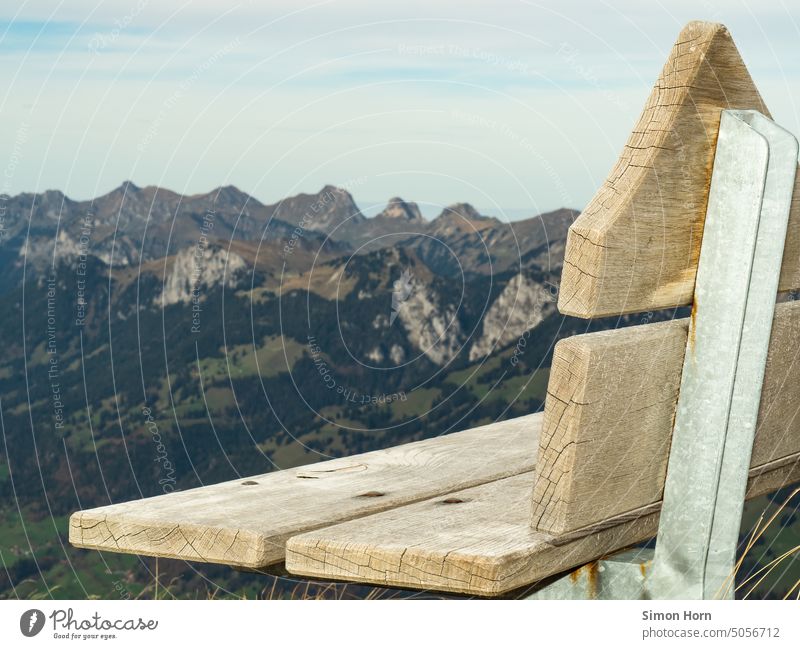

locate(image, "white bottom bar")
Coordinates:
1 600 797 648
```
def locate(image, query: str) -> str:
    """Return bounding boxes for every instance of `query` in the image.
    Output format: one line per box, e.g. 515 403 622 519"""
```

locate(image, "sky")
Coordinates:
1 0 799 219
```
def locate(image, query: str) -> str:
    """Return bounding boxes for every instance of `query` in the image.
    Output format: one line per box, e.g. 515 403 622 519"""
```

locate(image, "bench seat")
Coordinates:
285 452 800 596
69 413 541 568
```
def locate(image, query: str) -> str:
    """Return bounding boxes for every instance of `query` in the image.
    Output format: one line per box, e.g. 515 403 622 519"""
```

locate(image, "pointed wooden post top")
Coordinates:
559 21 800 318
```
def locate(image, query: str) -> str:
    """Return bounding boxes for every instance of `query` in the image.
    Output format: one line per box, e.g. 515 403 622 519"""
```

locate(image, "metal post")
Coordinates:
528 110 798 600
648 110 798 599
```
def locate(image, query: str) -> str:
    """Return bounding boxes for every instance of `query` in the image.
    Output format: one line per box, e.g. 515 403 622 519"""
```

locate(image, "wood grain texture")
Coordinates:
285 453 800 596
558 21 800 318
69 414 541 568
531 300 800 535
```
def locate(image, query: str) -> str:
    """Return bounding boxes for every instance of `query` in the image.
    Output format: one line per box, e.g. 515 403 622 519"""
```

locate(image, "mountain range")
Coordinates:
1 181 573 278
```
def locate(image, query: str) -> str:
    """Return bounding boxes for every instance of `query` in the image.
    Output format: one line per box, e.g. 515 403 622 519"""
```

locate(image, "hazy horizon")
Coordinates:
3 177 566 222
2 0 799 218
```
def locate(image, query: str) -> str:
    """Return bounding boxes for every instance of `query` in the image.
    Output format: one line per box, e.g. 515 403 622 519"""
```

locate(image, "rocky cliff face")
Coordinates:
394 276 464 366
158 246 248 306
469 273 558 361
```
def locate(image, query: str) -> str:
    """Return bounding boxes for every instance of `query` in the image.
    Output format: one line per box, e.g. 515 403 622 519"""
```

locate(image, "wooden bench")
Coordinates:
69 21 800 597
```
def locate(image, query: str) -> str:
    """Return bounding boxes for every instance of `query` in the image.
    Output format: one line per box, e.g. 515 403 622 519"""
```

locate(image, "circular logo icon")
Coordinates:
20 609 45 637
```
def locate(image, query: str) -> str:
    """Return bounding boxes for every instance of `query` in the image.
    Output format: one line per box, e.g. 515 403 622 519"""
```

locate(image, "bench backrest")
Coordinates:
530 20 800 536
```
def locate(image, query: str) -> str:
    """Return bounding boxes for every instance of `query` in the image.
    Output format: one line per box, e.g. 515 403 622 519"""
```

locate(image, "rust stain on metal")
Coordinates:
586 561 599 599
567 561 599 597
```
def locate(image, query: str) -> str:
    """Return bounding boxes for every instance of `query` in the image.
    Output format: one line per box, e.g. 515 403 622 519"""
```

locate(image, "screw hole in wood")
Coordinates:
356 491 385 498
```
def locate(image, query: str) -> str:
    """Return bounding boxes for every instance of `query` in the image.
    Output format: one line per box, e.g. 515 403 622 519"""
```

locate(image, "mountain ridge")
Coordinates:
0 182 578 294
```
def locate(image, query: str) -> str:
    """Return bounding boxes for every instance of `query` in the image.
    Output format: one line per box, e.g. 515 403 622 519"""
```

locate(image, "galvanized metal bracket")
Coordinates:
528 110 798 600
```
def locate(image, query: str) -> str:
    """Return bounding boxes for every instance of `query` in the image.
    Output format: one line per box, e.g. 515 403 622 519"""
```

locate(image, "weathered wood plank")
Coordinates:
558 20 800 318
285 452 800 596
531 300 800 535
69 413 541 568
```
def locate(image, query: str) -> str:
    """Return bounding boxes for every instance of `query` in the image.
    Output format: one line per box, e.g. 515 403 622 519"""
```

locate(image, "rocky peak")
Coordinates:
270 185 364 233
377 197 424 222
431 203 500 236
91 180 146 212
437 202 484 222
38 189 68 203
32 189 70 217
106 180 141 199
202 185 258 209
319 184 360 212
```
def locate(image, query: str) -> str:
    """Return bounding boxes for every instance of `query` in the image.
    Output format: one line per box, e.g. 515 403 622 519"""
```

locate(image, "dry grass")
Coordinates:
718 486 800 599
